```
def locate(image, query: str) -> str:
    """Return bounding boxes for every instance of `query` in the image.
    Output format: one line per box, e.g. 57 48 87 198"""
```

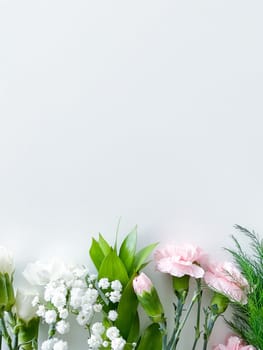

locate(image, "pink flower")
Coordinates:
133 272 153 296
203 259 248 304
213 335 256 349
154 244 205 278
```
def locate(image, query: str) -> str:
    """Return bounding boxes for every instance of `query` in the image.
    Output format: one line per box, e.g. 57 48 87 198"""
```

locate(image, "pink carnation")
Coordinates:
203 259 248 304
133 272 153 296
154 244 205 278
214 335 256 350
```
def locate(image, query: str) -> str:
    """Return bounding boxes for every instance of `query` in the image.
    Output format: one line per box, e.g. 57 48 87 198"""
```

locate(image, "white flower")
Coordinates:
70 287 84 308
111 337 126 350
32 295 39 307
72 266 88 278
76 311 91 326
81 304 94 321
93 303 102 312
102 341 109 348
72 279 86 288
23 259 72 286
41 339 56 350
84 288 99 304
59 308 69 319
89 274 97 281
106 326 120 340
53 340 68 350
0 246 14 276
36 305 46 317
108 310 118 321
109 290 121 303
44 309 57 324
91 322 105 335
111 280 122 292
51 293 66 309
56 320 70 334
87 334 102 349
98 278 110 289
16 289 37 322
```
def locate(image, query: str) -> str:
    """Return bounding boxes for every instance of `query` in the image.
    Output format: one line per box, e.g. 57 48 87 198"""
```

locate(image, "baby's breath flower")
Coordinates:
91 322 105 335
56 320 70 334
76 311 91 326
111 337 126 350
53 339 68 350
93 303 102 312
44 309 57 324
111 280 122 292
52 293 66 309
106 326 120 340
98 278 110 289
41 339 55 350
109 290 121 303
59 308 69 319
87 334 103 349
108 310 118 321
36 305 46 317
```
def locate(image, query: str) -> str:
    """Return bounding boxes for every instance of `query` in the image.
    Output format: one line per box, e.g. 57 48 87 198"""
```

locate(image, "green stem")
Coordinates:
170 290 200 349
202 309 218 350
192 279 202 350
167 288 189 350
48 324 56 339
0 331 2 350
0 316 13 350
159 320 168 350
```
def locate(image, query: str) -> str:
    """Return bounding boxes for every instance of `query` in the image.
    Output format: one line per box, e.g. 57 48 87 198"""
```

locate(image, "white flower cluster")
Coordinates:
88 324 126 350
24 259 126 350
41 338 68 350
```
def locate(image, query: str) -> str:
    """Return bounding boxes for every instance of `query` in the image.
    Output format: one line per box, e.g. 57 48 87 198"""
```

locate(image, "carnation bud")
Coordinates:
172 275 190 300
133 273 164 323
210 292 229 315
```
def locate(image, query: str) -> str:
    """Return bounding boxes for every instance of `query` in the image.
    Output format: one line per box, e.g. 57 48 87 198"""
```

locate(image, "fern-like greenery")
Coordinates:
225 225 263 349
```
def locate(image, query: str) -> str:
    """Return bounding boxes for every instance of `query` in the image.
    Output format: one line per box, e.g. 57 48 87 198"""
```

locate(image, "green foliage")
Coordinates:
89 238 105 270
89 226 158 348
119 227 137 275
90 227 157 284
136 323 162 350
226 225 263 349
98 250 129 286
115 276 139 341
133 243 158 273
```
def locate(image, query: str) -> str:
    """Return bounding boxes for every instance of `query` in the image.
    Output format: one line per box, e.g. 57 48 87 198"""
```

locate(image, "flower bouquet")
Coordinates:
0 225 261 350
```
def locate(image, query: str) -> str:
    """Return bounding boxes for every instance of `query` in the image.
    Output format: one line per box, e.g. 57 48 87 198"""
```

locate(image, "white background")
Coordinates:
1 1 263 349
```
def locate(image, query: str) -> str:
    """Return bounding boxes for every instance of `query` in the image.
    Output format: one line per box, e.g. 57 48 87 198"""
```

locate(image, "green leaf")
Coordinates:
89 238 105 271
98 234 111 256
119 226 137 275
116 276 139 340
127 311 140 343
133 243 158 272
136 323 162 350
98 250 129 286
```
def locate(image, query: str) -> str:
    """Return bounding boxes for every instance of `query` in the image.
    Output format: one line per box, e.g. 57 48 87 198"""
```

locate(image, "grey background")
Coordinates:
1 1 263 348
